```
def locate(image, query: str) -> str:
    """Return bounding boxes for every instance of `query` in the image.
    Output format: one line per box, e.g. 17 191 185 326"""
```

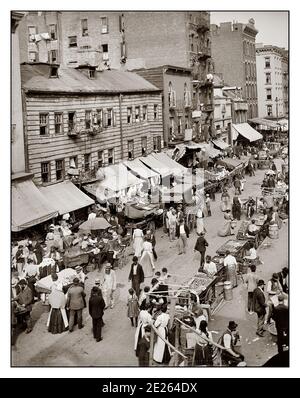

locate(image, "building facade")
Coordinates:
132 66 193 146
213 75 232 143
211 19 259 119
21 64 163 186
18 11 213 142
256 44 289 119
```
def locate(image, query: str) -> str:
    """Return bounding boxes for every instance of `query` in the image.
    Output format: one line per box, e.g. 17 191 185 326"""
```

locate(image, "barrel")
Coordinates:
224 281 233 301
269 224 279 239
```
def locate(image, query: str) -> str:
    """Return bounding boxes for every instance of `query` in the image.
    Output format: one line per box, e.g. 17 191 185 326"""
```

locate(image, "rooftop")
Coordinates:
21 63 161 94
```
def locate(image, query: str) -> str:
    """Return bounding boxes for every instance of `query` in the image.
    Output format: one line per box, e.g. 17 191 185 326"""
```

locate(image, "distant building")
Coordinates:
211 19 259 119
255 44 288 119
132 65 194 146
213 74 232 144
20 63 163 186
18 11 214 142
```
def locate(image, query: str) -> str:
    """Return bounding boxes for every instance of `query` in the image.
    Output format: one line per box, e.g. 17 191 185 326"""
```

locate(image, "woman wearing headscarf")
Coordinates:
47 284 68 334
193 320 214 366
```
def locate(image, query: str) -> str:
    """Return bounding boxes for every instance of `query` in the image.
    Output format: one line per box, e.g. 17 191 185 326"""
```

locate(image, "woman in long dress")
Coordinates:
153 306 171 364
220 189 231 212
193 320 214 366
232 196 242 221
196 208 205 235
218 210 235 237
140 238 155 278
134 303 153 352
133 228 144 257
47 286 68 334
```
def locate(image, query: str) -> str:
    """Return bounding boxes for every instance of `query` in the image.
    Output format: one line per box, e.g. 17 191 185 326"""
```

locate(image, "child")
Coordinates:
205 194 212 217
127 288 139 327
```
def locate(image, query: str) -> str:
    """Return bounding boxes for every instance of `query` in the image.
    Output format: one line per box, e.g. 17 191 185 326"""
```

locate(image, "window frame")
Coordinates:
97 151 104 168
127 140 134 160
68 111 76 133
154 104 158 120
141 136 147 156
28 26 37 42
68 36 78 48
55 159 64 181
85 110 92 129
41 161 50 184
108 148 114 165
135 106 140 123
54 112 63 134
39 113 49 136
81 18 89 36
49 24 57 40
69 156 78 169
101 17 109 34
28 51 37 62
84 153 91 171
142 105 148 121
265 57 271 69
127 107 132 124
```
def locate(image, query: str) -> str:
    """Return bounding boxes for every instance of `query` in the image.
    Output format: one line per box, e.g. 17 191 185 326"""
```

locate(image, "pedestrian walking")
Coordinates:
127 288 139 327
176 219 190 255
101 264 117 309
140 237 155 277
233 177 242 196
196 208 205 234
146 230 157 261
253 280 267 337
168 209 177 242
66 277 86 332
153 305 171 364
243 265 260 314
223 251 238 288
205 194 212 216
232 196 242 221
128 256 145 297
132 228 144 258
47 285 68 334
220 189 231 212
136 324 152 366
194 232 209 271
273 295 289 354
89 286 106 342
134 303 153 351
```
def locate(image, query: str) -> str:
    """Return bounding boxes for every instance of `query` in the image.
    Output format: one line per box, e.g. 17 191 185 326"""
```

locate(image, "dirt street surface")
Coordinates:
12 168 288 366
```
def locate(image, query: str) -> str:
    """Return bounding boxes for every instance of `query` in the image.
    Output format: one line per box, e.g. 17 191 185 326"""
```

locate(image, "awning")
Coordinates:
97 163 143 192
40 181 94 215
151 152 188 175
217 158 244 170
212 139 230 150
232 123 263 142
12 178 58 232
248 118 279 130
139 155 171 178
123 158 159 180
206 146 221 159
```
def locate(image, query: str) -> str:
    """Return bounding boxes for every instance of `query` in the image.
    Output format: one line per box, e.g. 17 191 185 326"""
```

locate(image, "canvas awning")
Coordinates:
206 146 221 159
12 178 58 231
97 163 143 192
123 158 159 180
40 181 94 215
139 154 172 178
217 158 244 170
151 152 188 175
232 123 263 142
212 139 230 150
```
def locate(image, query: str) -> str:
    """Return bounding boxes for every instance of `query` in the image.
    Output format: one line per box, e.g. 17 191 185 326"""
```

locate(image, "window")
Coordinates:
168 82 176 107
69 156 78 168
49 50 57 63
142 105 148 121
28 52 37 62
68 112 76 132
41 162 50 183
265 57 271 68
102 44 109 60
28 26 36 42
190 42 194 52
85 110 92 129
84 153 91 171
128 140 134 160
153 136 161 152
107 109 113 127
265 73 271 84
266 88 272 100
94 109 103 127
127 107 132 124
177 116 182 134
141 137 147 156
39 113 49 135
55 159 64 181
221 104 226 114
108 148 114 165
267 105 273 117
154 105 158 120
101 17 109 33
49 24 57 40
88 69 95 79
185 114 189 129
69 36 77 47
50 66 59 78
135 107 140 123
169 117 175 135
98 151 104 168
54 113 63 134
81 19 88 36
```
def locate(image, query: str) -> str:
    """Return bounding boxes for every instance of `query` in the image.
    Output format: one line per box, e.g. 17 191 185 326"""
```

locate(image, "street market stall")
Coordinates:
35 268 77 294
212 239 249 274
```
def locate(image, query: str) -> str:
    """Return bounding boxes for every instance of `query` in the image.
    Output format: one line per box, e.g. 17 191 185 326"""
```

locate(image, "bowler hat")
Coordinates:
257 279 265 286
73 277 80 284
228 321 238 330
272 273 279 280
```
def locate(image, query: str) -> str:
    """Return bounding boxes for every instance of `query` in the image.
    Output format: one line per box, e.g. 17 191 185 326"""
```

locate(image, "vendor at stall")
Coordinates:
247 220 260 237
243 243 257 261
203 255 217 279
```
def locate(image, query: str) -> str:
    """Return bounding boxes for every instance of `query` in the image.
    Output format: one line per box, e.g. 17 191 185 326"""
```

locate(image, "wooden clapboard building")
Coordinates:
20 62 163 186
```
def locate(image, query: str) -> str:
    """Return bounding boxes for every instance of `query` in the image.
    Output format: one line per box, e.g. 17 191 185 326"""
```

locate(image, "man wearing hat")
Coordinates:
128 256 145 298
273 294 289 354
220 321 244 366
194 233 209 271
253 280 267 337
66 277 86 332
14 279 34 334
101 264 117 309
88 286 106 342
266 273 283 323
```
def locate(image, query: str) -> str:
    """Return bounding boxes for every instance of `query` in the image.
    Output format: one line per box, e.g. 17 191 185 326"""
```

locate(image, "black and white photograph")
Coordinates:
8 5 292 373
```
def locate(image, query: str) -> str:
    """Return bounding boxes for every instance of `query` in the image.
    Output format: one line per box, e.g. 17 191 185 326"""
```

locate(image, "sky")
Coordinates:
210 11 288 49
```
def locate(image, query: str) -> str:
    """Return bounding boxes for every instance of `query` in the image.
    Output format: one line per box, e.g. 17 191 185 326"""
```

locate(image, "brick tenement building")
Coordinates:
255 44 288 118
211 19 259 119
17 11 213 142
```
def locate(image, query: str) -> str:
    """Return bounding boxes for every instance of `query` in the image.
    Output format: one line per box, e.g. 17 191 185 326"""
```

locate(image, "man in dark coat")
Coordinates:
136 324 151 366
14 279 33 333
194 232 209 271
176 219 190 255
34 239 44 264
128 256 145 297
253 280 267 337
88 287 106 342
66 277 86 332
273 294 289 354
